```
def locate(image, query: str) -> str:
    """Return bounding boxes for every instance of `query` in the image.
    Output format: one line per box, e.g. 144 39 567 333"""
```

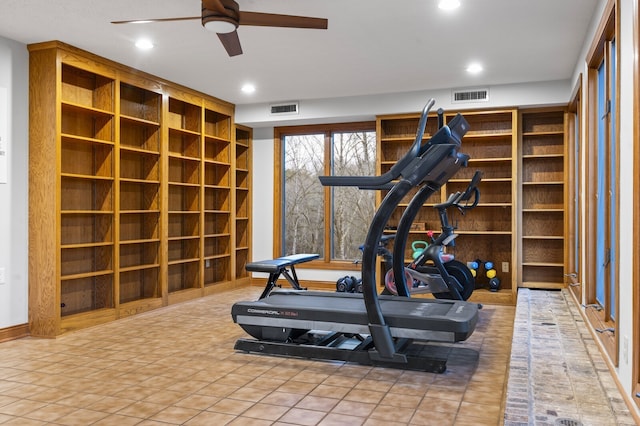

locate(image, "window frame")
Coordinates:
585 0 619 364
273 121 376 270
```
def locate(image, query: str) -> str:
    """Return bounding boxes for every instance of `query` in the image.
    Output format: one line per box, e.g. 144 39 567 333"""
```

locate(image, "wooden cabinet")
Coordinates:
518 109 566 289
377 107 569 304
28 41 248 336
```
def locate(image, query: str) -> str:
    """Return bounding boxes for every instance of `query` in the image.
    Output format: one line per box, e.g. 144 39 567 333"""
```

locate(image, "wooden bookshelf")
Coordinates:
376 109 519 305
518 109 567 289
444 110 518 304
28 41 246 336
234 125 252 284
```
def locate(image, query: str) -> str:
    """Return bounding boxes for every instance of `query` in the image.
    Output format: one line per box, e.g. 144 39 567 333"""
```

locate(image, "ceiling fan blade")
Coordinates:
239 11 328 29
111 17 200 24
218 31 243 56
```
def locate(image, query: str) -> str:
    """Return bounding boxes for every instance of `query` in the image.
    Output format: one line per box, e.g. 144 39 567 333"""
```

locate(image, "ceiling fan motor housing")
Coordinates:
202 0 239 33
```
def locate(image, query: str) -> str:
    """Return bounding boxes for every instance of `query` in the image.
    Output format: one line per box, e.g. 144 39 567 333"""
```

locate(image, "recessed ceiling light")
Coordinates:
439 0 461 11
241 83 256 94
135 38 154 50
466 63 483 74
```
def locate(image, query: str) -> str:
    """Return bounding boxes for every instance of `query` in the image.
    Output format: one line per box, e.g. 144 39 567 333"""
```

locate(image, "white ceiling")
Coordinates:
0 0 599 106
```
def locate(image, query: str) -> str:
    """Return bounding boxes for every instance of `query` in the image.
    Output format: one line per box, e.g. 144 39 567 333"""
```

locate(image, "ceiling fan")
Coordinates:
111 0 328 57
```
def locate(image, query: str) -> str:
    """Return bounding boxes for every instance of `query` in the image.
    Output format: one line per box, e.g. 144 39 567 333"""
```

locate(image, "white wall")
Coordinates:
0 36 29 328
237 80 572 128
616 0 636 404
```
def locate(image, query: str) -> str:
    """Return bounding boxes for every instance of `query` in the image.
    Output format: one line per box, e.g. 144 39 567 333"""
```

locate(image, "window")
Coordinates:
274 122 377 265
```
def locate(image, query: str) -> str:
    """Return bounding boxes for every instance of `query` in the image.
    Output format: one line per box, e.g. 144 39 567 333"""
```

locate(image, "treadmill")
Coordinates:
232 99 479 373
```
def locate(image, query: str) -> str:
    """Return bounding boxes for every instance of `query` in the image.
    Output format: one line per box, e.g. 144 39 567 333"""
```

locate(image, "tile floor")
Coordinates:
0 287 635 425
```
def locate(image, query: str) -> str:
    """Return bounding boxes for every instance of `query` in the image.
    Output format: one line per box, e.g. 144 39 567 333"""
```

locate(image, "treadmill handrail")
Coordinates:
318 98 436 188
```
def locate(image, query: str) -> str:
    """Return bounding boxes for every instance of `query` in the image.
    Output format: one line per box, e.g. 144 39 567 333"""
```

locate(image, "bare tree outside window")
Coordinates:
284 134 325 255
331 131 376 260
282 127 376 262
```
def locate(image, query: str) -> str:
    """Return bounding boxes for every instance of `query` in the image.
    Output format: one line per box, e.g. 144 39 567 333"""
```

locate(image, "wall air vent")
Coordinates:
452 88 489 103
270 102 299 115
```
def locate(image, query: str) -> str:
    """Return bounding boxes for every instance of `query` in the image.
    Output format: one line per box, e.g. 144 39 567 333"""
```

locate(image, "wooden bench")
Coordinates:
246 253 320 299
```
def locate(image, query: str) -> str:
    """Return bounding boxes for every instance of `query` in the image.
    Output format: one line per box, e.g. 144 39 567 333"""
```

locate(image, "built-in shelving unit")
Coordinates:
118 82 162 314
518 109 566 289
234 125 252 283
444 110 518 304
28 41 249 336
203 107 232 289
376 107 567 304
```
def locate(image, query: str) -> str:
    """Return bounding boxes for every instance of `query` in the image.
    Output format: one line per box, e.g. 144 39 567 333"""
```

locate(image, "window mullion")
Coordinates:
324 131 332 263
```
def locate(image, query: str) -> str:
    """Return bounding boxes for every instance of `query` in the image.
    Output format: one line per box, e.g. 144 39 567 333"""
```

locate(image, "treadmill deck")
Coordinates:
232 290 479 343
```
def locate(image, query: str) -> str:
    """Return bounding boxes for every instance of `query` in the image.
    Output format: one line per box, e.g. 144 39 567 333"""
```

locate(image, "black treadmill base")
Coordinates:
233 331 462 373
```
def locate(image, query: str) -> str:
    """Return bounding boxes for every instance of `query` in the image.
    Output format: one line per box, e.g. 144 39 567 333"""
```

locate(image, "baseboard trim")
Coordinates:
0 323 29 342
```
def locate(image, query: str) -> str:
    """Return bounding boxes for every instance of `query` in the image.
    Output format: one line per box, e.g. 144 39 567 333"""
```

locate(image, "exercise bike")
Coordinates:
337 234 414 294
384 170 482 300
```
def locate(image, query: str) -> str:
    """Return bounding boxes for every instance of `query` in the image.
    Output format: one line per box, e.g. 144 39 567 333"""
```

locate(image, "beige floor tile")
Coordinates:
0 399 48 416
342 388 385 404
295 395 340 412
368 404 416 423
410 408 456 425
318 412 366 426
2 417 48 425
227 416 273 425
54 408 110 426
184 410 236 425
208 397 254 415
277 380 318 395
309 384 351 399
278 407 327 425
259 391 305 407
174 393 220 410
148 405 201 424
22 403 77 422
320 375 360 388
227 385 272 402
331 399 377 417
116 400 167 419
240 402 289 421
91 413 143 425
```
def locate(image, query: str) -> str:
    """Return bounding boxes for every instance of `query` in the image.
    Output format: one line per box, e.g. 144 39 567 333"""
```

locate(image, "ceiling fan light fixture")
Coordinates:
438 0 461 11
203 18 237 34
241 83 256 94
466 62 483 74
135 38 154 50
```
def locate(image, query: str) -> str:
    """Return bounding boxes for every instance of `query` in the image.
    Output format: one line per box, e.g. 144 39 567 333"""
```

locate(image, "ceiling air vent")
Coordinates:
270 102 299 115
452 88 489 103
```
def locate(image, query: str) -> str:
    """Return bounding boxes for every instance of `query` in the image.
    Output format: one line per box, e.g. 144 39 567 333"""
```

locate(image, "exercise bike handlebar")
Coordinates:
318 99 436 188
433 170 483 211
